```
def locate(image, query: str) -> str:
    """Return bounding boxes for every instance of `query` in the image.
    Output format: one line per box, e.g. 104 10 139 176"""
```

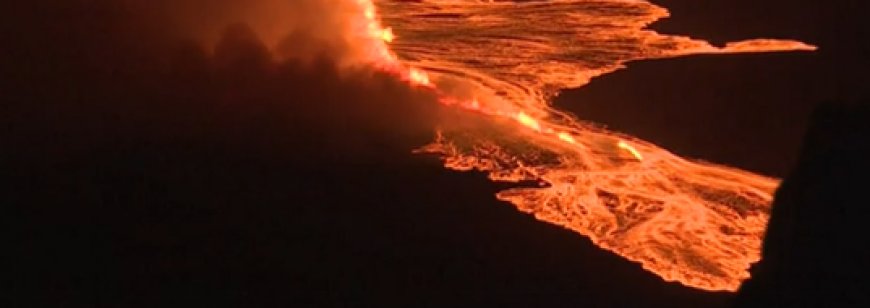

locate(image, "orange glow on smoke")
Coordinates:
351 0 815 291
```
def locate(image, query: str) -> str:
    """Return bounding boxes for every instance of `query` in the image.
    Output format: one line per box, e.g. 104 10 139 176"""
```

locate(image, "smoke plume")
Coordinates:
3 0 442 168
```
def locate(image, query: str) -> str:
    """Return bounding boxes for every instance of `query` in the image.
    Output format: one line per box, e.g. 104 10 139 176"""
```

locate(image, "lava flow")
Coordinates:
349 0 815 291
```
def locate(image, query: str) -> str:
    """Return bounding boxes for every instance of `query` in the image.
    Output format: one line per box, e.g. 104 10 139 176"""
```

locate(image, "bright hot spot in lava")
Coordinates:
351 0 815 291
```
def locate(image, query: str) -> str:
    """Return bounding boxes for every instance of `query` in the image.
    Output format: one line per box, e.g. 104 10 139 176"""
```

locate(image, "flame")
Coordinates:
408 67 432 86
617 140 644 161
350 0 815 291
380 27 395 42
467 97 481 110
516 112 542 132
557 132 576 144
352 0 431 89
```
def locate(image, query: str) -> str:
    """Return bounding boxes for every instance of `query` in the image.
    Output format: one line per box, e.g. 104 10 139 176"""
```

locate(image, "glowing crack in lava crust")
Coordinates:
350 0 815 291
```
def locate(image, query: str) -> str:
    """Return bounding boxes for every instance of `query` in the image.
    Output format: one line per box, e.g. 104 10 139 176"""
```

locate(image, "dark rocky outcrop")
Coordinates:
737 102 870 307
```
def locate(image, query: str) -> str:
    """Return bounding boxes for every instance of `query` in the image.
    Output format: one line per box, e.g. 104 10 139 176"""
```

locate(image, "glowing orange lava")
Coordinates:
350 0 815 291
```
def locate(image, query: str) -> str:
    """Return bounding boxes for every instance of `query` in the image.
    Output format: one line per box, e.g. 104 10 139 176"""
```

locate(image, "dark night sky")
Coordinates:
559 0 869 178
5 1 869 307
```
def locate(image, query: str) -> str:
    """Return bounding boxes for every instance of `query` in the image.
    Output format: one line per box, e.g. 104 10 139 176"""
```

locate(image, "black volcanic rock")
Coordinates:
7 1 869 307
736 102 870 307
5 8 732 306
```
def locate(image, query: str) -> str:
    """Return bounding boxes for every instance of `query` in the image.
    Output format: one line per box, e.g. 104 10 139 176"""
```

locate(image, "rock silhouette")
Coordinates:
736 102 870 307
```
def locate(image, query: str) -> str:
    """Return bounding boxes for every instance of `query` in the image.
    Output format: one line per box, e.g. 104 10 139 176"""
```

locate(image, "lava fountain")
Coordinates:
350 0 815 291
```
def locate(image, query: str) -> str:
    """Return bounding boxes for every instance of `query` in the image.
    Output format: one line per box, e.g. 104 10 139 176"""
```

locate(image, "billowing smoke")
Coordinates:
5 3 447 304
133 0 380 63
7 0 386 63
3 0 442 169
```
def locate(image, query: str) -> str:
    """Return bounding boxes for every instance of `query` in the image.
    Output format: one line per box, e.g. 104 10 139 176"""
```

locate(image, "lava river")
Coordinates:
352 0 816 291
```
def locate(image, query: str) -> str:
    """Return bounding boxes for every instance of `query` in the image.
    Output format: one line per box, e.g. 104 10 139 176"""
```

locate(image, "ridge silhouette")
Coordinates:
736 102 870 307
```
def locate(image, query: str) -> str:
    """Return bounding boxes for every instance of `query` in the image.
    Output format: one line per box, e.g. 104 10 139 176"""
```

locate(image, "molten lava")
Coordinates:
350 0 815 291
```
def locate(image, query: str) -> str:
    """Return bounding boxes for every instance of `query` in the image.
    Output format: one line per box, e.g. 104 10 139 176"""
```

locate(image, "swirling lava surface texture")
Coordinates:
360 0 815 291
